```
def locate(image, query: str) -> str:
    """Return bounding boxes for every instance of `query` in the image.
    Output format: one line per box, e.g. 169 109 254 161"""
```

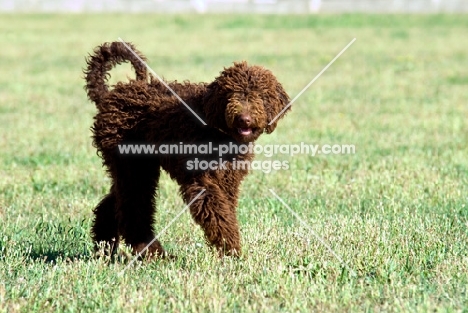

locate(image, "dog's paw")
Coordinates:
132 242 174 260
94 239 119 260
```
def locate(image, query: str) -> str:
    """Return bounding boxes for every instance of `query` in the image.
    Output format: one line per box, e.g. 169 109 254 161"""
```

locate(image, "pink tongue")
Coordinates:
238 128 252 135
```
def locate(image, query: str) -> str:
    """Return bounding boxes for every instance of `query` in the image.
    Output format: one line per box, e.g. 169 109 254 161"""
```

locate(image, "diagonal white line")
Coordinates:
118 37 207 126
119 189 206 274
268 189 356 277
268 38 356 125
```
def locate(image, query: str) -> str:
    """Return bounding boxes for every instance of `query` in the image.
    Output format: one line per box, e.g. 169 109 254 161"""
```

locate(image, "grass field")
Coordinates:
1 14 468 312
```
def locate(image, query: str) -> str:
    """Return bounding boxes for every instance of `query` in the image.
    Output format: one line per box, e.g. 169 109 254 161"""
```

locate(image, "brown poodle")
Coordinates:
84 41 290 258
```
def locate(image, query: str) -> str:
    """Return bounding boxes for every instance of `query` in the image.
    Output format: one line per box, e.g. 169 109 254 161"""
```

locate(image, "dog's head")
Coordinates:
203 62 290 143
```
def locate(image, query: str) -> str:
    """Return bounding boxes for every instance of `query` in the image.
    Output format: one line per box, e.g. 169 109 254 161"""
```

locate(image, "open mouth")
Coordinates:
237 128 253 136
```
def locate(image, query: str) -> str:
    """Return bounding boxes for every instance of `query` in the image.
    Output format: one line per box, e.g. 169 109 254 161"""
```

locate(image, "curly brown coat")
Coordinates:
84 41 290 258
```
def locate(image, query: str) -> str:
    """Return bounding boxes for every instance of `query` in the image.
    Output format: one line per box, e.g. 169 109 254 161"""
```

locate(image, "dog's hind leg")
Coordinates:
92 187 120 256
113 158 166 258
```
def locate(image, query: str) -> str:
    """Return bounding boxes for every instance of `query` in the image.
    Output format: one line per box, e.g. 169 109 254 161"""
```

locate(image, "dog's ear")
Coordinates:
265 81 290 134
203 81 229 130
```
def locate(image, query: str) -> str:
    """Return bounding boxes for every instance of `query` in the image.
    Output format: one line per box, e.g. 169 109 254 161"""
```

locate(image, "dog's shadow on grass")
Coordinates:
26 249 93 264
0 239 90 264
25 247 159 265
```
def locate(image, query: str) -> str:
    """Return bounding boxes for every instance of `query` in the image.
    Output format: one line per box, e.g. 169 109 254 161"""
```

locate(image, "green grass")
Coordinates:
1 14 468 312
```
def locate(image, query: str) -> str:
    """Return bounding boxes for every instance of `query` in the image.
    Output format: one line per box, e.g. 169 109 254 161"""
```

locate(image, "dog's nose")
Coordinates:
237 114 251 126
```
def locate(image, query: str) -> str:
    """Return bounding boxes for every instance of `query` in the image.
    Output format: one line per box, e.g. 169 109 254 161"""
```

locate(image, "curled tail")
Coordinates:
84 41 148 105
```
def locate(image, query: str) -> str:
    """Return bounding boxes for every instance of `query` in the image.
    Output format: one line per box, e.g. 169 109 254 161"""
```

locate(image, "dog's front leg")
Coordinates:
180 175 242 257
